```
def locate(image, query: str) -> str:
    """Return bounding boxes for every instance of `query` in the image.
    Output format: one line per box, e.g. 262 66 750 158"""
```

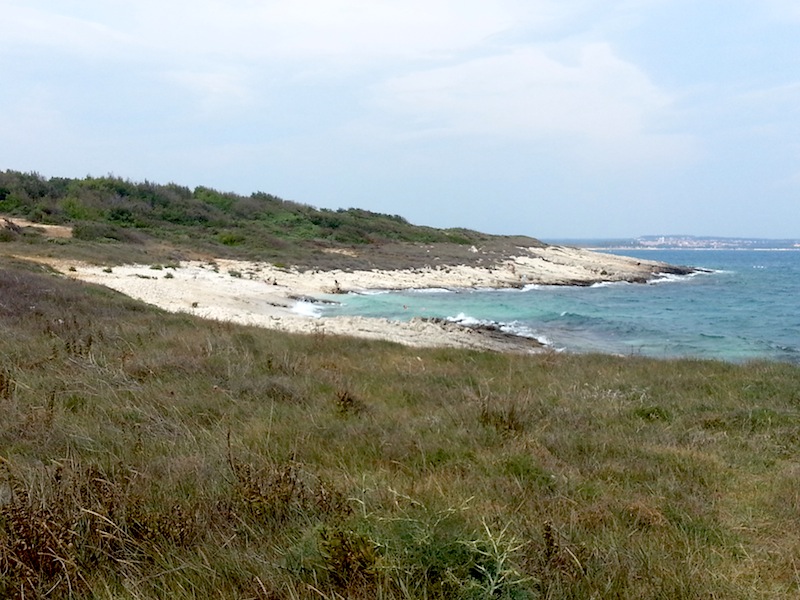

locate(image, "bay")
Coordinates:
321 248 800 363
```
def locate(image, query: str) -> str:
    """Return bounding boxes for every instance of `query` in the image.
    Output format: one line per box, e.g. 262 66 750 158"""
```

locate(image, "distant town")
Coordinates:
632 236 800 250
550 236 800 250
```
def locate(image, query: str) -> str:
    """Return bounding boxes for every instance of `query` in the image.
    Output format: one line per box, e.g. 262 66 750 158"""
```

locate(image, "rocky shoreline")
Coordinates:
33 245 697 354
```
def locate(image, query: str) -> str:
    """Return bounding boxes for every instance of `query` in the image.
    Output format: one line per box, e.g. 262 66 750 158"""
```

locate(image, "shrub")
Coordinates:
72 222 124 242
219 231 245 246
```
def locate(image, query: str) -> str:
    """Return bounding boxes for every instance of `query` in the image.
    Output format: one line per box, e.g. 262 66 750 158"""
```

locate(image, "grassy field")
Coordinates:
2 257 800 599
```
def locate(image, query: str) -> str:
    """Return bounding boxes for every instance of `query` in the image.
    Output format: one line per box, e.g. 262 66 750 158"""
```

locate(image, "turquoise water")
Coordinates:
320 249 800 363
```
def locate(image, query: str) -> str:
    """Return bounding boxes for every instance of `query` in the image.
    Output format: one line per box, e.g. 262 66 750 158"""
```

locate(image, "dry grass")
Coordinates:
1 257 799 598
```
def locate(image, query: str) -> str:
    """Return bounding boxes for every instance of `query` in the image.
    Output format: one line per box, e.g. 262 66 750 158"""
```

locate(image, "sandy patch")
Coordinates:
2 216 72 238
322 248 359 258
35 247 685 353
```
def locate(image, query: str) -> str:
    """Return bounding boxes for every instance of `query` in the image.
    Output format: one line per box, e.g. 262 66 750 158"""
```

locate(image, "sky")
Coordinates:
1 1 798 239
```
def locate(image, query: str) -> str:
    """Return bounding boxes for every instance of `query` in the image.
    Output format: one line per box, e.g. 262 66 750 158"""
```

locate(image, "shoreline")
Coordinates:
36 246 694 354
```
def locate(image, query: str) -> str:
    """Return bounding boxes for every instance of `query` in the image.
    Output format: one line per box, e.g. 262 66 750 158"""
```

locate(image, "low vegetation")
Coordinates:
1 170 798 597
2 258 800 598
0 170 504 268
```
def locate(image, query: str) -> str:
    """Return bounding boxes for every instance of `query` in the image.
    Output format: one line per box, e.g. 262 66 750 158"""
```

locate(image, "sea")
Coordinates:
317 246 800 364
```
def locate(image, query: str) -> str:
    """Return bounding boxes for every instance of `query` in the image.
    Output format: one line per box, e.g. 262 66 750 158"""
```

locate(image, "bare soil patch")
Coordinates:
1 216 73 238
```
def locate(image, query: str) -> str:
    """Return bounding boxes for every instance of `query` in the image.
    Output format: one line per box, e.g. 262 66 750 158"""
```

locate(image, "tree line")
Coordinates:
0 170 482 248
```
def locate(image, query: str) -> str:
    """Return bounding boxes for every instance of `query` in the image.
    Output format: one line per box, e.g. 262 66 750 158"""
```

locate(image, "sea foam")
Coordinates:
291 301 323 318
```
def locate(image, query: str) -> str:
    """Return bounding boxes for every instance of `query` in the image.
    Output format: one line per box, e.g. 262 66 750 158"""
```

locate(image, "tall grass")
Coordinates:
1 259 799 598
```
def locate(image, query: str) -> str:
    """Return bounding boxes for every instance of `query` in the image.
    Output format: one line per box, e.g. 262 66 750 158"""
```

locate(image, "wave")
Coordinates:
590 280 632 289
408 287 458 294
446 312 551 346
647 270 712 284
291 301 323 318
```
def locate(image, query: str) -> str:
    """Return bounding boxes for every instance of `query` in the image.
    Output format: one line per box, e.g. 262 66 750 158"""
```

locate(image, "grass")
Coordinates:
1 258 800 598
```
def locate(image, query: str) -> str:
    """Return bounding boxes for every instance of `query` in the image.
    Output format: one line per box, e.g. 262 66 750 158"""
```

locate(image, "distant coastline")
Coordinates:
545 235 800 251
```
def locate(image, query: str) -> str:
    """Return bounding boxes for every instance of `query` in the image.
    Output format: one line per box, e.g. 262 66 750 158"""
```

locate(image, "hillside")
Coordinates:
0 170 543 269
0 169 694 356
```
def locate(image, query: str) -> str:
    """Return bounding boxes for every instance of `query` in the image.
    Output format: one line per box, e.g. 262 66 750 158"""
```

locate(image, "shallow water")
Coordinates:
320 248 800 363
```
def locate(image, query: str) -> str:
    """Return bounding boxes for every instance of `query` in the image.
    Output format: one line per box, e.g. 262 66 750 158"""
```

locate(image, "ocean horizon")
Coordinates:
320 246 800 364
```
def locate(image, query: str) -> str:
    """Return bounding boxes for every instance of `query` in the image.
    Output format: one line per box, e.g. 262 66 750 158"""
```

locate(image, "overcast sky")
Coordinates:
1 1 798 238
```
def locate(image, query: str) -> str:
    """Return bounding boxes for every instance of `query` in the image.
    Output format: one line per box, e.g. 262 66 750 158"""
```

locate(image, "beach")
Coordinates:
40 245 690 353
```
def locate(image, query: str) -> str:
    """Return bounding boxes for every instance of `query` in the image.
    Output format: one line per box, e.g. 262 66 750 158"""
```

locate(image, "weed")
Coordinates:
229 458 304 523
461 520 531 598
633 405 672 422
479 397 525 434
0 366 15 402
233 375 302 404
227 437 351 526
336 388 366 416
318 526 379 591
503 455 556 492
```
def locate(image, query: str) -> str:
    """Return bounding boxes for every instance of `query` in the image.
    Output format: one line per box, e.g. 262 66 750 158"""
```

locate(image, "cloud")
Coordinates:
4 1 623 66
2 1 539 114
0 95 65 147
738 82 800 108
1 4 134 59
2 1 700 171
106 0 521 66
163 68 255 115
370 42 696 166
763 0 800 21
126 0 669 68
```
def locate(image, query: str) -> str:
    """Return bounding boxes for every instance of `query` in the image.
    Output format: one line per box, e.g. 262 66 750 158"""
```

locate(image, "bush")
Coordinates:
72 222 118 241
72 222 143 243
0 228 18 242
219 231 245 246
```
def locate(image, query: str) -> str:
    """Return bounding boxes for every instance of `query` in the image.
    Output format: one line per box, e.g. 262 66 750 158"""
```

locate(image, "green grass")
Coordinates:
1 258 799 598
